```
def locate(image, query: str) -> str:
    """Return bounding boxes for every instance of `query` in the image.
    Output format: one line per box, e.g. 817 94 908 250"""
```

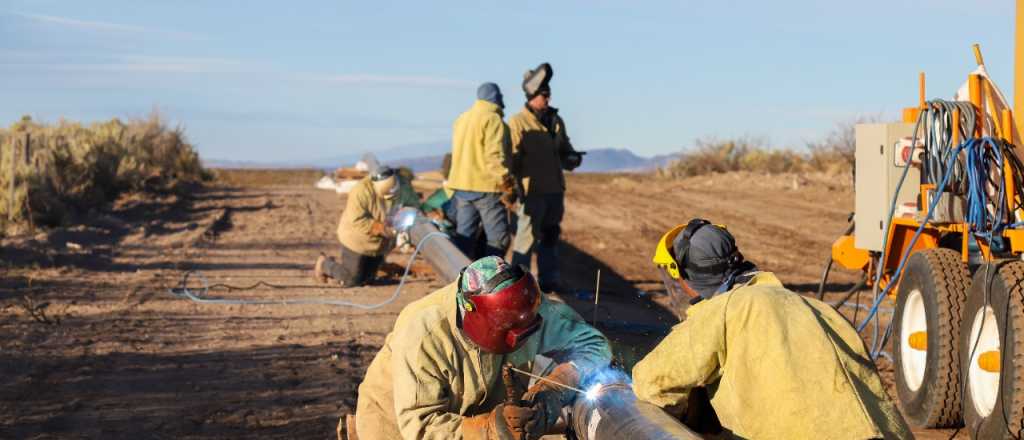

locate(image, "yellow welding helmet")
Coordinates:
653 220 731 279
653 224 687 279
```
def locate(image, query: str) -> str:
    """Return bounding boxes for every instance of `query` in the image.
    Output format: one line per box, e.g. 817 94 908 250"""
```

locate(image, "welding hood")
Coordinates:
523 62 553 98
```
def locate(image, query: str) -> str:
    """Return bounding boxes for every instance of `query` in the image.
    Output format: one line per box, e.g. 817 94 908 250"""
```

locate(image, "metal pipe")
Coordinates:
570 382 702 440
392 208 470 284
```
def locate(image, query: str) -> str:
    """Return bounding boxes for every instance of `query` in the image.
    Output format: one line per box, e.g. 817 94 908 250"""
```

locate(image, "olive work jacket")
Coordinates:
507 106 577 195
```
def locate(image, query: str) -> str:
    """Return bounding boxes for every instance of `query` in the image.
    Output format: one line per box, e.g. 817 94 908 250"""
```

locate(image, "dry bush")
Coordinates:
0 113 208 229
805 116 881 174
658 137 807 178
660 118 881 178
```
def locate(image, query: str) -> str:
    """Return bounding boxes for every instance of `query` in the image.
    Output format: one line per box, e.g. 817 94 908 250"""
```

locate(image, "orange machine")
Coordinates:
824 3 1024 437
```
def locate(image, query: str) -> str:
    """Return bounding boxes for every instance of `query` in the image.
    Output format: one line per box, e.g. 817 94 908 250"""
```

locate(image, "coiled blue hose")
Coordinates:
858 137 1011 336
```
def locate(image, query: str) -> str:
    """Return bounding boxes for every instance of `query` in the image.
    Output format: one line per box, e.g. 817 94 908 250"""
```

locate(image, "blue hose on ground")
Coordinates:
167 231 449 310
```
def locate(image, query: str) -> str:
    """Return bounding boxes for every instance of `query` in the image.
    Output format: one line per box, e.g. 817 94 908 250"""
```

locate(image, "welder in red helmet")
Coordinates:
349 256 611 440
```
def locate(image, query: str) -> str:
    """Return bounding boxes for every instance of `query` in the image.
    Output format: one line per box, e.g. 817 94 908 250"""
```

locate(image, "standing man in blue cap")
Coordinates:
447 83 515 259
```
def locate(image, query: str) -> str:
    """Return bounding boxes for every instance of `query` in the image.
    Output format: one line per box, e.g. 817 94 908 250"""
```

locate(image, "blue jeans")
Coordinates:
511 193 564 288
452 191 510 259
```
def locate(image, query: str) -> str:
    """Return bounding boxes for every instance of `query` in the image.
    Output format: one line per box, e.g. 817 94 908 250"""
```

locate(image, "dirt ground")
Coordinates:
0 170 963 439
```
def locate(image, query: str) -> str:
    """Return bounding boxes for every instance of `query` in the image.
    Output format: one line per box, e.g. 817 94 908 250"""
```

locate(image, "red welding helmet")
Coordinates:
458 264 543 354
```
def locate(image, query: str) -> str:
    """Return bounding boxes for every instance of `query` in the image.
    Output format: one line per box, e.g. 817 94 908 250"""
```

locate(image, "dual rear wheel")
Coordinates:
893 249 1024 438
959 262 1024 439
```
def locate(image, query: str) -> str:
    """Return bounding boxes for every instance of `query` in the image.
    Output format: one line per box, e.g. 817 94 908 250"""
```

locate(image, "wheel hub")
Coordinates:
967 305 1000 417
900 289 928 391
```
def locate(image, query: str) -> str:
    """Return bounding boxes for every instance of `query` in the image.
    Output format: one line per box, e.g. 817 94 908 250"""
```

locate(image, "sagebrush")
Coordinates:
0 114 208 229
659 120 873 178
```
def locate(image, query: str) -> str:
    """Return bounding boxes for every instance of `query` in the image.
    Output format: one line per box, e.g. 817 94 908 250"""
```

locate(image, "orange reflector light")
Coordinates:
908 331 928 351
978 350 1001 373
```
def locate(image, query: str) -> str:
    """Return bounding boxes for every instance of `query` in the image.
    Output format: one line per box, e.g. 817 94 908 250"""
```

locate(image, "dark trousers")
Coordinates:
324 244 383 287
511 193 564 287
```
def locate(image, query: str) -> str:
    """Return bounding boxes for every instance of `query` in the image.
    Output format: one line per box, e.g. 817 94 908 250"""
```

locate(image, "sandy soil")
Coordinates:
0 170 963 439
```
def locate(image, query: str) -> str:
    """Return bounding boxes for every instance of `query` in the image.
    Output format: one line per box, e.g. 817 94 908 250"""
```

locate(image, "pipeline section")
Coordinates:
571 383 702 440
392 208 470 284
393 208 699 439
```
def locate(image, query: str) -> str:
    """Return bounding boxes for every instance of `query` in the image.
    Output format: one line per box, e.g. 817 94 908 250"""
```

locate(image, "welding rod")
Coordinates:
508 366 586 395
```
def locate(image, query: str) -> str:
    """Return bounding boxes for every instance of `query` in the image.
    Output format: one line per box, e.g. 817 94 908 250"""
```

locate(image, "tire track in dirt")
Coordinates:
3 172 959 439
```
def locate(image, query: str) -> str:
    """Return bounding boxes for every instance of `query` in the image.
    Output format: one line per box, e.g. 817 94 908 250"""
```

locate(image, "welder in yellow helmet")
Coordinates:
637 219 912 439
314 166 419 287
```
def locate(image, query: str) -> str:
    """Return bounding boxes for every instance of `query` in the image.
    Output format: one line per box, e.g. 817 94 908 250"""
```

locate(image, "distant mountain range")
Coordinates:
206 141 677 173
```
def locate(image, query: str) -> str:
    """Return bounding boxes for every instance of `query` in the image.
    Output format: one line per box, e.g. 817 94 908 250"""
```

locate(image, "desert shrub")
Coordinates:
660 119 881 178
659 137 808 178
0 113 208 229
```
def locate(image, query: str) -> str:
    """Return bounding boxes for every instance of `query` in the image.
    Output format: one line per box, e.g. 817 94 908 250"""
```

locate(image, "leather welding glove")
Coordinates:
369 221 391 238
499 174 517 193
499 192 518 210
522 362 580 433
461 403 541 440
560 151 583 171
498 174 518 209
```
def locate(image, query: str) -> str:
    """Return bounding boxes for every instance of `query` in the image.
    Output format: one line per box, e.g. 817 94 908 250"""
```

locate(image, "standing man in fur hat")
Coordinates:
508 63 584 293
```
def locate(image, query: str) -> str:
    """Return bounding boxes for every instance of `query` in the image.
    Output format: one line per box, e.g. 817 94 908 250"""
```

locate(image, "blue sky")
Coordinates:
0 0 1014 162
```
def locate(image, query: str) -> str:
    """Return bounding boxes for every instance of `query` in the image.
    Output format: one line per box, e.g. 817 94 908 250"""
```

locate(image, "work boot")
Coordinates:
314 253 330 284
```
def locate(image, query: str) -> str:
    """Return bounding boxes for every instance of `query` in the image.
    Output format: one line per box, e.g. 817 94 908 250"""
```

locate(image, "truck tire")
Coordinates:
960 262 1024 439
893 248 969 427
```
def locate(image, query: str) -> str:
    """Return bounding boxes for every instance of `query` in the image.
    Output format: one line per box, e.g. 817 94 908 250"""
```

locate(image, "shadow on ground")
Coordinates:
0 337 371 439
0 185 273 273
552 241 680 370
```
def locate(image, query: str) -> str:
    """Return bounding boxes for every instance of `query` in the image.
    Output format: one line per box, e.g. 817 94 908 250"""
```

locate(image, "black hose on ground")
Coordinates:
816 219 856 301
832 275 868 309
816 258 834 301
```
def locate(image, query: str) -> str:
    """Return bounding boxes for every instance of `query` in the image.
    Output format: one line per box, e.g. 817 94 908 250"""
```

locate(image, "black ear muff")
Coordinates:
675 218 711 274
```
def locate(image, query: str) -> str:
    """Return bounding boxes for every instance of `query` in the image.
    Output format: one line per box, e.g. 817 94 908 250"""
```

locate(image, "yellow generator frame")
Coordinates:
832 70 1024 291
825 3 1024 435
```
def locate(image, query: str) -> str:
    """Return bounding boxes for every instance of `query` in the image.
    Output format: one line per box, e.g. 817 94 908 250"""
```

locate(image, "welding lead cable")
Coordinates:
858 139 966 332
825 274 868 314
168 231 449 310
859 137 1012 334
871 109 926 303
816 221 856 302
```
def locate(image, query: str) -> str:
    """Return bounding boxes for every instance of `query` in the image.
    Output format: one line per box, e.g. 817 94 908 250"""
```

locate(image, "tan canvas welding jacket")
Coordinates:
632 272 914 440
336 175 419 257
355 282 611 440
